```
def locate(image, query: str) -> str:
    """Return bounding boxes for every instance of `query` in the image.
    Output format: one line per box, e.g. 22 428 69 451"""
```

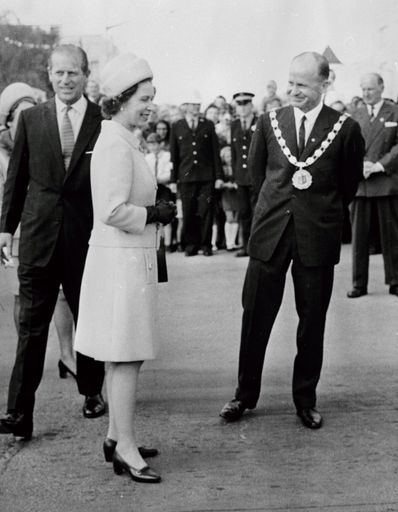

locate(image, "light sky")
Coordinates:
2 0 398 106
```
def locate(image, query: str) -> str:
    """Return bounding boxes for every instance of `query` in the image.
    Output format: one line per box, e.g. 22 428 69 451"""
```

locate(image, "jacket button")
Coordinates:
192 142 196 146
242 145 247 150
242 164 247 168
193 151 197 155
242 154 247 159
285 209 291 215
194 160 198 164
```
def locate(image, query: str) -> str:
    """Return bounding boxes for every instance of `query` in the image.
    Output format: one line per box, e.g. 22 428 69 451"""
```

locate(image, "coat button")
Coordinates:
285 209 291 215
242 164 247 168
242 145 247 150
192 141 196 146
242 154 247 159
194 160 198 164
193 151 197 155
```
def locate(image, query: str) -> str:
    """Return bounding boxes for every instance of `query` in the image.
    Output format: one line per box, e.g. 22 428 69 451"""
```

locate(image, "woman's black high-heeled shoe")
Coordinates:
112 450 161 483
58 360 76 379
103 438 159 462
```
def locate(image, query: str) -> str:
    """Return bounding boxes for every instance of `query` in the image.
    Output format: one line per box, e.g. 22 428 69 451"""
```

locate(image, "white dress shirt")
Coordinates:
55 95 87 141
367 99 384 118
293 101 324 146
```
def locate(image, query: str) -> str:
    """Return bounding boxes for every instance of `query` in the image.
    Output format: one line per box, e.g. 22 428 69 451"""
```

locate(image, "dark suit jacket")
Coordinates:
231 116 257 186
170 117 223 183
0 98 102 267
353 101 398 197
248 105 365 267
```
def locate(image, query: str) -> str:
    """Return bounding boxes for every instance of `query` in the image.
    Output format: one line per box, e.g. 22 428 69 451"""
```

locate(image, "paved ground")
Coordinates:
0 245 397 512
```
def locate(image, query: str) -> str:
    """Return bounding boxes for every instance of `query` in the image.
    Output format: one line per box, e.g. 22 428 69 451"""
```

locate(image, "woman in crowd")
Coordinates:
74 54 176 484
155 119 171 151
0 83 77 378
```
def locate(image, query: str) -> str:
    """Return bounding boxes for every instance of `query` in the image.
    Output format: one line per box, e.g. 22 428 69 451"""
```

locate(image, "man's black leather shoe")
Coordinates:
220 399 248 421
83 394 106 418
0 412 33 439
297 408 323 429
347 288 367 298
202 248 213 256
389 285 398 296
235 249 248 257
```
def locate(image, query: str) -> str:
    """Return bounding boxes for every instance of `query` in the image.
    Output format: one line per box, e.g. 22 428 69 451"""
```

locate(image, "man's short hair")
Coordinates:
48 44 90 76
293 51 330 81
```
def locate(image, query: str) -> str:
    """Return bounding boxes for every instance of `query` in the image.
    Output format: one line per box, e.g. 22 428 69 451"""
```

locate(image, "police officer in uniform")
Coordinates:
170 95 223 256
231 92 258 257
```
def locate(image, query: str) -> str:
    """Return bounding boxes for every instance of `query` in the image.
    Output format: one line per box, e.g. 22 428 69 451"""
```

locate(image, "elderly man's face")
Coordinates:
360 75 383 105
287 56 327 113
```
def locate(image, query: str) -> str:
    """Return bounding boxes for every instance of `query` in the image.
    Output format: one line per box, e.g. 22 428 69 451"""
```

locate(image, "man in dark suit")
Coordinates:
170 96 224 256
231 92 258 257
347 73 398 298
0 44 105 440
220 52 364 428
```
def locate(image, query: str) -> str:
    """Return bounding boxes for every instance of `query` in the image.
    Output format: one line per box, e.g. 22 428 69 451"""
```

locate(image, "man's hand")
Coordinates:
169 183 177 194
363 160 385 179
215 179 224 190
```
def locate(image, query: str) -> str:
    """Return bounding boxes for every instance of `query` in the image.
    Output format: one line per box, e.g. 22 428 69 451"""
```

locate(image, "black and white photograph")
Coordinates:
0 0 397 510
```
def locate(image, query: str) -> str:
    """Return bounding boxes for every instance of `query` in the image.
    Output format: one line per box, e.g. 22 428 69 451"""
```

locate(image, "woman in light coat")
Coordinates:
74 54 176 484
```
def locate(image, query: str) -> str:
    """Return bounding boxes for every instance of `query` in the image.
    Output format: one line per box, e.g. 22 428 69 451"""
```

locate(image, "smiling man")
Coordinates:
220 52 365 429
347 73 398 298
0 44 105 440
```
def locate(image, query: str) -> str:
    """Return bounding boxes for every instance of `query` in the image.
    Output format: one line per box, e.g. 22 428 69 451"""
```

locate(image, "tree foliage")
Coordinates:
0 11 59 95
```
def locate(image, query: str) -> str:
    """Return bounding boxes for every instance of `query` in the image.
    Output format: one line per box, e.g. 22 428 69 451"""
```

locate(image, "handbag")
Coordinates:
157 235 168 283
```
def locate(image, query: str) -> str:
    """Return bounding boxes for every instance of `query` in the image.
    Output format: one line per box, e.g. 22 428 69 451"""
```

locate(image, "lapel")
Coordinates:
66 100 101 179
300 105 335 162
366 101 392 146
276 106 298 159
356 106 372 141
43 98 65 173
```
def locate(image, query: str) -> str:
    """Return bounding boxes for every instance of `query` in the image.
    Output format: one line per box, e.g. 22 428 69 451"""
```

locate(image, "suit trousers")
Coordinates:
235 220 334 410
7 235 104 416
236 185 257 250
179 181 214 251
351 196 398 289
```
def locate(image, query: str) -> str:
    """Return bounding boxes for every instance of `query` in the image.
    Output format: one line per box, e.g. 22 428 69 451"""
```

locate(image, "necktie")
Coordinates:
242 119 247 132
298 115 306 157
369 105 375 122
60 106 74 170
191 119 195 132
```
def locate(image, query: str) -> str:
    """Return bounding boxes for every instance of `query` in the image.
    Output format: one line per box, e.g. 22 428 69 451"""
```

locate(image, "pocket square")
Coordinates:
85 151 93 154
384 121 397 127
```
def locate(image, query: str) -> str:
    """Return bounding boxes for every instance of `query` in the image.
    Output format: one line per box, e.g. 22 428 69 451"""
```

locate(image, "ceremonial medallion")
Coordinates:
292 169 312 189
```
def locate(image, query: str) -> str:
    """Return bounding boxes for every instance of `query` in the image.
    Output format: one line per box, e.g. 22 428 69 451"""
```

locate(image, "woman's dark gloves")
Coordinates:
146 200 177 225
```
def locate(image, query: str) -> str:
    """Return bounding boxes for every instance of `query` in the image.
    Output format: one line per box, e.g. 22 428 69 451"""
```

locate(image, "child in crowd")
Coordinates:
145 133 179 250
220 146 239 251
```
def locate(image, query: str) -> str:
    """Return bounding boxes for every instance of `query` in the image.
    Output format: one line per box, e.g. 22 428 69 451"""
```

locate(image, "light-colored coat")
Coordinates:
74 120 160 362
89 120 158 247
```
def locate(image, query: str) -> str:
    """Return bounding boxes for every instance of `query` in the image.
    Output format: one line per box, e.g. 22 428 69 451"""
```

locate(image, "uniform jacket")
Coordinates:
231 116 257 186
89 120 158 249
170 117 223 183
248 105 365 267
0 97 102 267
353 101 398 197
